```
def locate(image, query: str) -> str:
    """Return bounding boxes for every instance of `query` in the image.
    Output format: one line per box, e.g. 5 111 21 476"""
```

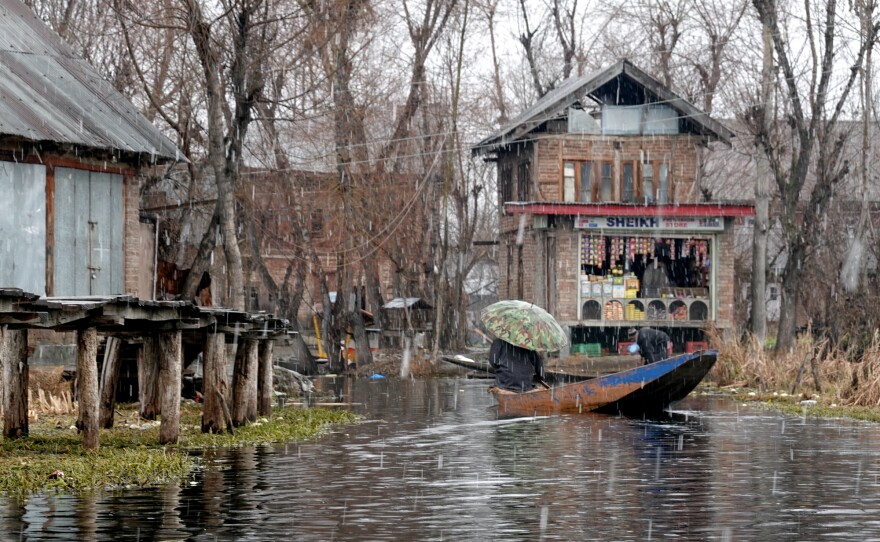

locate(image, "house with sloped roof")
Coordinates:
0 0 180 299
472 59 753 355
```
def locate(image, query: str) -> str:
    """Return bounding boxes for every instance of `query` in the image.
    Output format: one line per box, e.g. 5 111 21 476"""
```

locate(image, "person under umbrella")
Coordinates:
627 327 671 365
480 300 567 393
488 338 544 392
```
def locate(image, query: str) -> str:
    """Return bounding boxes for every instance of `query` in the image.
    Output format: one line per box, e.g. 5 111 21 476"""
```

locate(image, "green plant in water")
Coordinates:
0 406 358 500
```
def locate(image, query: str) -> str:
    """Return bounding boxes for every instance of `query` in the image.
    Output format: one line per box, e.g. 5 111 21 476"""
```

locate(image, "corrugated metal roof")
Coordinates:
382 297 432 310
0 0 181 162
472 59 734 155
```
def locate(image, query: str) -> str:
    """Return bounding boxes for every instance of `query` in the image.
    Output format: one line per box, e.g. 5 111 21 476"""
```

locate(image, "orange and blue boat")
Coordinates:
488 350 717 417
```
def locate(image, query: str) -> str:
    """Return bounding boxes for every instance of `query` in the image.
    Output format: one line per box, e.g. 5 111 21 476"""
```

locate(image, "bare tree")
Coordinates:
752 0 876 352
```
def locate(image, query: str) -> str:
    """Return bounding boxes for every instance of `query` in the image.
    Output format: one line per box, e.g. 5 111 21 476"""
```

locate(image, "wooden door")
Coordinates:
54 168 123 295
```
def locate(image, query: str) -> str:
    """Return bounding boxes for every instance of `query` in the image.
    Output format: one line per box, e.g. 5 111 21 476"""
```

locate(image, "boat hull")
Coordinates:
490 350 717 417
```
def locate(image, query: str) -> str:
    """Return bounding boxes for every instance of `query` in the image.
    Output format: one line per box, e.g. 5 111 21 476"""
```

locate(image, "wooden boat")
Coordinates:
440 355 590 385
489 349 718 417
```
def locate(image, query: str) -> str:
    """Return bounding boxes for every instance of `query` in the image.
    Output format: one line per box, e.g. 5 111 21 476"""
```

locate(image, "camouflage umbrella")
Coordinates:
480 300 570 352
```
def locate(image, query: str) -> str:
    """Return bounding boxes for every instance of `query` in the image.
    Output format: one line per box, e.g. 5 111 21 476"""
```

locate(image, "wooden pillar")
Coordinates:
231 338 258 426
138 335 160 420
98 337 122 429
76 327 99 451
1 327 29 438
202 332 232 434
158 330 182 445
257 340 274 416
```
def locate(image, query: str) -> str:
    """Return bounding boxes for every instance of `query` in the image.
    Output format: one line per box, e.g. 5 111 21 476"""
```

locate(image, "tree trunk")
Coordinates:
76 327 99 451
1 328 28 439
232 338 258 426
776 244 806 353
158 331 182 445
99 336 122 429
257 340 274 416
750 23 773 342
201 331 231 433
138 335 160 420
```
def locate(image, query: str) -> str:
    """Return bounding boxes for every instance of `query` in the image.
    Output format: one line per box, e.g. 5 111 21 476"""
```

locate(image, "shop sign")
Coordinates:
574 215 724 231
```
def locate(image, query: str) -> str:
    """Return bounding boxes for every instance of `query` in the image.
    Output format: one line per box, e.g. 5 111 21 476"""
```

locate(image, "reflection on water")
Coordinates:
3 377 880 540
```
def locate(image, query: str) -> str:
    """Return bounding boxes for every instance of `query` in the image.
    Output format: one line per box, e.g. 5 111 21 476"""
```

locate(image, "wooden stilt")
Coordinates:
257 340 274 416
202 332 231 433
1 327 29 438
76 327 99 451
139 335 160 420
232 338 258 426
158 331 182 445
98 336 122 429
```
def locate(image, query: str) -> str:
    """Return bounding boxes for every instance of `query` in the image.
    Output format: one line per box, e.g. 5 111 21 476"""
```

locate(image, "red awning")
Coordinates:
504 202 755 217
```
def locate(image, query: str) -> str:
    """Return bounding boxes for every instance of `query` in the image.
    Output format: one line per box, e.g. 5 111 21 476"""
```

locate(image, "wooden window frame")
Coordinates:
562 159 613 203
516 162 530 200
560 158 673 204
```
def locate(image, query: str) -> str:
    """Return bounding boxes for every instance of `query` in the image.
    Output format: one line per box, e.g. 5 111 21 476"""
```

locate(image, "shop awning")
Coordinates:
504 202 755 217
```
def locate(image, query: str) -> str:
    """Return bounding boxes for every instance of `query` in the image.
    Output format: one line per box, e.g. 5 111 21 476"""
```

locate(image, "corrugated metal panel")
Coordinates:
0 0 181 162
382 297 430 310
54 167 122 295
87 171 123 294
54 167 90 294
0 162 45 294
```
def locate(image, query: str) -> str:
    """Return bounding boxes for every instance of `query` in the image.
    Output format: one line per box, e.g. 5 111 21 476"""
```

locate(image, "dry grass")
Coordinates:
27 367 74 416
708 326 880 407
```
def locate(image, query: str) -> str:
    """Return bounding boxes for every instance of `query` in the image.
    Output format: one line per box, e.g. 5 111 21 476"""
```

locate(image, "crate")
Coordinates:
584 343 602 358
686 341 708 353
618 341 635 355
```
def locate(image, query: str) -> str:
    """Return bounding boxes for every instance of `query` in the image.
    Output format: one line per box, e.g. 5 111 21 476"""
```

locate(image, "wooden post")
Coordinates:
98 336 122 429
257 340 274 416
76 327 99 451
158 330 182 445
1 327 29 438
231 338 258 426
201 332 232 433
139 335 160 420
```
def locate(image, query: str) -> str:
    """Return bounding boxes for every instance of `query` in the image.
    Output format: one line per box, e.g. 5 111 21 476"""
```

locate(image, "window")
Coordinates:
310 209 324 234
561 158 672 204
579 162 593 202
642 165 654 203
601 162 613 200
517 162 530 200
563 160 606 202
621 162 635 203
658 163 670 204
563 162 576 202
500 165 513 205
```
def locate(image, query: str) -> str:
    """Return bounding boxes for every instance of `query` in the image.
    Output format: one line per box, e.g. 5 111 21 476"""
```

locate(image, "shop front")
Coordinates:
570 212 733 355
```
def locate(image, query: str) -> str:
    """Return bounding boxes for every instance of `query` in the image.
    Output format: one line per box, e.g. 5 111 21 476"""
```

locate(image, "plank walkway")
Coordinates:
0 288 289 449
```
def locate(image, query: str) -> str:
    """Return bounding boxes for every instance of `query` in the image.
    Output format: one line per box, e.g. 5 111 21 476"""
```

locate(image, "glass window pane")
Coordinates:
601 163 613 201
580 162 592 202
658 164 670 204
563 161 576 202
642 165 654 204
622 163 634 203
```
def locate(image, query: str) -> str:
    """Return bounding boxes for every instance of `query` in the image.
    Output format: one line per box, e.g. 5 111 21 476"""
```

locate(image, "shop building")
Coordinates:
472 60 754 354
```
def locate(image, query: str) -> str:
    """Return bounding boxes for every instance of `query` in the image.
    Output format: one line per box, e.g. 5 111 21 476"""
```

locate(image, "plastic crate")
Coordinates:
584 343 602 357
686 341 708 353
618 341 635 355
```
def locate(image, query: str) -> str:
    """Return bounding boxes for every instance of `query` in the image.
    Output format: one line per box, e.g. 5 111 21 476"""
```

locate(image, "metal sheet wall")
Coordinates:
0 162 46 294
54 167 123 295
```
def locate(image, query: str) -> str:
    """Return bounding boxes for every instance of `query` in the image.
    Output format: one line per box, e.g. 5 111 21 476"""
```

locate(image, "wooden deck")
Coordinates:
0 288 290 449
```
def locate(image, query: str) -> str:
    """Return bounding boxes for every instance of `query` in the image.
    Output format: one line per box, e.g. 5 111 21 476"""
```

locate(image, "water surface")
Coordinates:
3 377 880 540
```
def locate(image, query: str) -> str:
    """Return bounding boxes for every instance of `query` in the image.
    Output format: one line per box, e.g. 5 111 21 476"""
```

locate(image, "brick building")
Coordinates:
472 60 753 354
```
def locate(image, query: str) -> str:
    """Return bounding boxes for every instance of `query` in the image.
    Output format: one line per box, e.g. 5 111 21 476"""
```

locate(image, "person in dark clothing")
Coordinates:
628 327 671 364
488 338 544 392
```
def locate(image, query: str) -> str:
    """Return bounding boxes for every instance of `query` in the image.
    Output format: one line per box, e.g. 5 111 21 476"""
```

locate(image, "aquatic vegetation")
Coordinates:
0 405 359 500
